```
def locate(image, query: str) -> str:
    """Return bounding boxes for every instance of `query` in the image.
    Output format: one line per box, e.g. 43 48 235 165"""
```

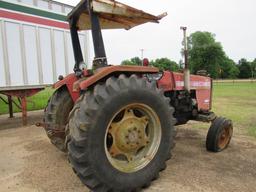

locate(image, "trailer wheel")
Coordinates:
44 87 74 152
206 117 233 152
68 74 176 192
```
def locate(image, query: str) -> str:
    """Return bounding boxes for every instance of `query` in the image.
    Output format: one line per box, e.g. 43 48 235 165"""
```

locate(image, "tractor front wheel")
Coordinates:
68 74 176 191
206 117 233 152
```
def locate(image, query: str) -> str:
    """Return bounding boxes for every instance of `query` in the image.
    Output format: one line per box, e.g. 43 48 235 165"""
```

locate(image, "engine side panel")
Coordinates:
196 89 211 111
157 71 174 91
158 71 212 111
173 72 212 111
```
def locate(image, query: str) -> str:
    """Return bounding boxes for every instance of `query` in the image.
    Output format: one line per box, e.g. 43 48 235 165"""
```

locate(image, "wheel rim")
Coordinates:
218 123 232 149
104 103 162 173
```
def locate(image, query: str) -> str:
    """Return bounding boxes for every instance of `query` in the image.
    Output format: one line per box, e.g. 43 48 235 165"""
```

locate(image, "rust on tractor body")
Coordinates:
68 0 167 30
79 65 159 90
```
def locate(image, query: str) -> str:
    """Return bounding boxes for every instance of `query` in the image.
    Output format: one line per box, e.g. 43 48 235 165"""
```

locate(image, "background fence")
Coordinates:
0 79 255 115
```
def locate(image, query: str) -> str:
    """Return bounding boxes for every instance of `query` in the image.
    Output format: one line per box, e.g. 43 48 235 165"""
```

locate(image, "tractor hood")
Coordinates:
68 0 167 30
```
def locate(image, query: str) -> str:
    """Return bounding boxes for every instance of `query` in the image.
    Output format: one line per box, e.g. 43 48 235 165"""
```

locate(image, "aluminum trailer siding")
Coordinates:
0 0 90 89
0 0 89 124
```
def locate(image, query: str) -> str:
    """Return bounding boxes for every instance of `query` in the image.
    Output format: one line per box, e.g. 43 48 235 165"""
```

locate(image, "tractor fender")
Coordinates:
78 65 159 90
53 73 80 101
52 66 159 102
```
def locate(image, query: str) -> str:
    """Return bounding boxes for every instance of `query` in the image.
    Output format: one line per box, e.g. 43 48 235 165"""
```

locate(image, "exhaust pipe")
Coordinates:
180 26 190 92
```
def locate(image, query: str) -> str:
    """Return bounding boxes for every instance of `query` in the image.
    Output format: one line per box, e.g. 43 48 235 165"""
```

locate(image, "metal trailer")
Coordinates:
0 0 90 125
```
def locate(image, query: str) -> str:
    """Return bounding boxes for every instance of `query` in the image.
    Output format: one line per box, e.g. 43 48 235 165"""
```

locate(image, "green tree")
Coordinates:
151 58 180 71
121 60 134 65
187 31 238 79
251 59 256 79
220 57 239 79
121 57 141 66
238 58 252 79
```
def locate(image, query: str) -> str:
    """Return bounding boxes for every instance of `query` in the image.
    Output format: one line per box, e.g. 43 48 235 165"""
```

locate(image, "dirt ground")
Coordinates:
0 111 256 192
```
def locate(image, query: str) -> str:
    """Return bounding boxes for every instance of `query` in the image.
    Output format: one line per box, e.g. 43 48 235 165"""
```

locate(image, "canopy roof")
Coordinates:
68 0 167 30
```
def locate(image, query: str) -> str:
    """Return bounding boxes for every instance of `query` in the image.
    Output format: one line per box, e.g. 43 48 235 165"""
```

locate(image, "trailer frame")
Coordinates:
0 86 44 125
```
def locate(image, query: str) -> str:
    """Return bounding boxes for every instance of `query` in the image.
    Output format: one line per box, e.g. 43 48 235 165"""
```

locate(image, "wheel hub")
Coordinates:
218 125 232 149
108 109 149 158
105 104 162 173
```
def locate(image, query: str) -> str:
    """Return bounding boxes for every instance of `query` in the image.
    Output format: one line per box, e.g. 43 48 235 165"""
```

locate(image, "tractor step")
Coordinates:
196 112 216 122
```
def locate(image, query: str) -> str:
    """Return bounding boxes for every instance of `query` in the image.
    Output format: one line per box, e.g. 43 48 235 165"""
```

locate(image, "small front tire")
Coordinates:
206 117 233 152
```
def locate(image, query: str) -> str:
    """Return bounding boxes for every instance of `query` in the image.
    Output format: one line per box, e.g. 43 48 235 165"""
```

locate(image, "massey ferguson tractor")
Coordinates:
43 0 233 191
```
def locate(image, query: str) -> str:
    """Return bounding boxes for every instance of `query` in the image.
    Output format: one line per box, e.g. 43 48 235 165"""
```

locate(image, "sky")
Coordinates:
57 0 256 65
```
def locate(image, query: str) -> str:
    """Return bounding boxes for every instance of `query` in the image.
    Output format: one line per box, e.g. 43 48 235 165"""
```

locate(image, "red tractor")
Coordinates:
43 0 233 191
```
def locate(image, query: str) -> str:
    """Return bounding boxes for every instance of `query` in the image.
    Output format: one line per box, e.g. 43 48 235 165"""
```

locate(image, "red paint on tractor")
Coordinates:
53 73 80 101
157 71 174 91
172 73 211 90
79 65 159 90
158 71 211 111
196 89 211 111
57 67 211 111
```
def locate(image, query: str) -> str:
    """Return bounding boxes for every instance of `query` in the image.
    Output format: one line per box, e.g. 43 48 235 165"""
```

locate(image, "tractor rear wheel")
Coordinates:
68 74 176 191
44 87 74 152
206 117 233 152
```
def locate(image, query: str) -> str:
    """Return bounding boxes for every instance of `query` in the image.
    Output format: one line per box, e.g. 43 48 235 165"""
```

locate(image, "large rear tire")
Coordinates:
44 87 74 152
68 74 176 191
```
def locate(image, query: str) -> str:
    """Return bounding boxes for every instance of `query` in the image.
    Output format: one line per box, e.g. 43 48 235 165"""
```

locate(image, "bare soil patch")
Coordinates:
0 111 256 192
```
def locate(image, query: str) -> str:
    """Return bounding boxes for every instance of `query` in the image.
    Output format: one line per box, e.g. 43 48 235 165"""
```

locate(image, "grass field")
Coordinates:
0 87 54 115
0 82 256 137
212 82 256 137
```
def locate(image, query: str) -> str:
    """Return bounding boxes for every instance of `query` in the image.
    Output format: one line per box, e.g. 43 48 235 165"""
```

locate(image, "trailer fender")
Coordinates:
79 65 159 90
